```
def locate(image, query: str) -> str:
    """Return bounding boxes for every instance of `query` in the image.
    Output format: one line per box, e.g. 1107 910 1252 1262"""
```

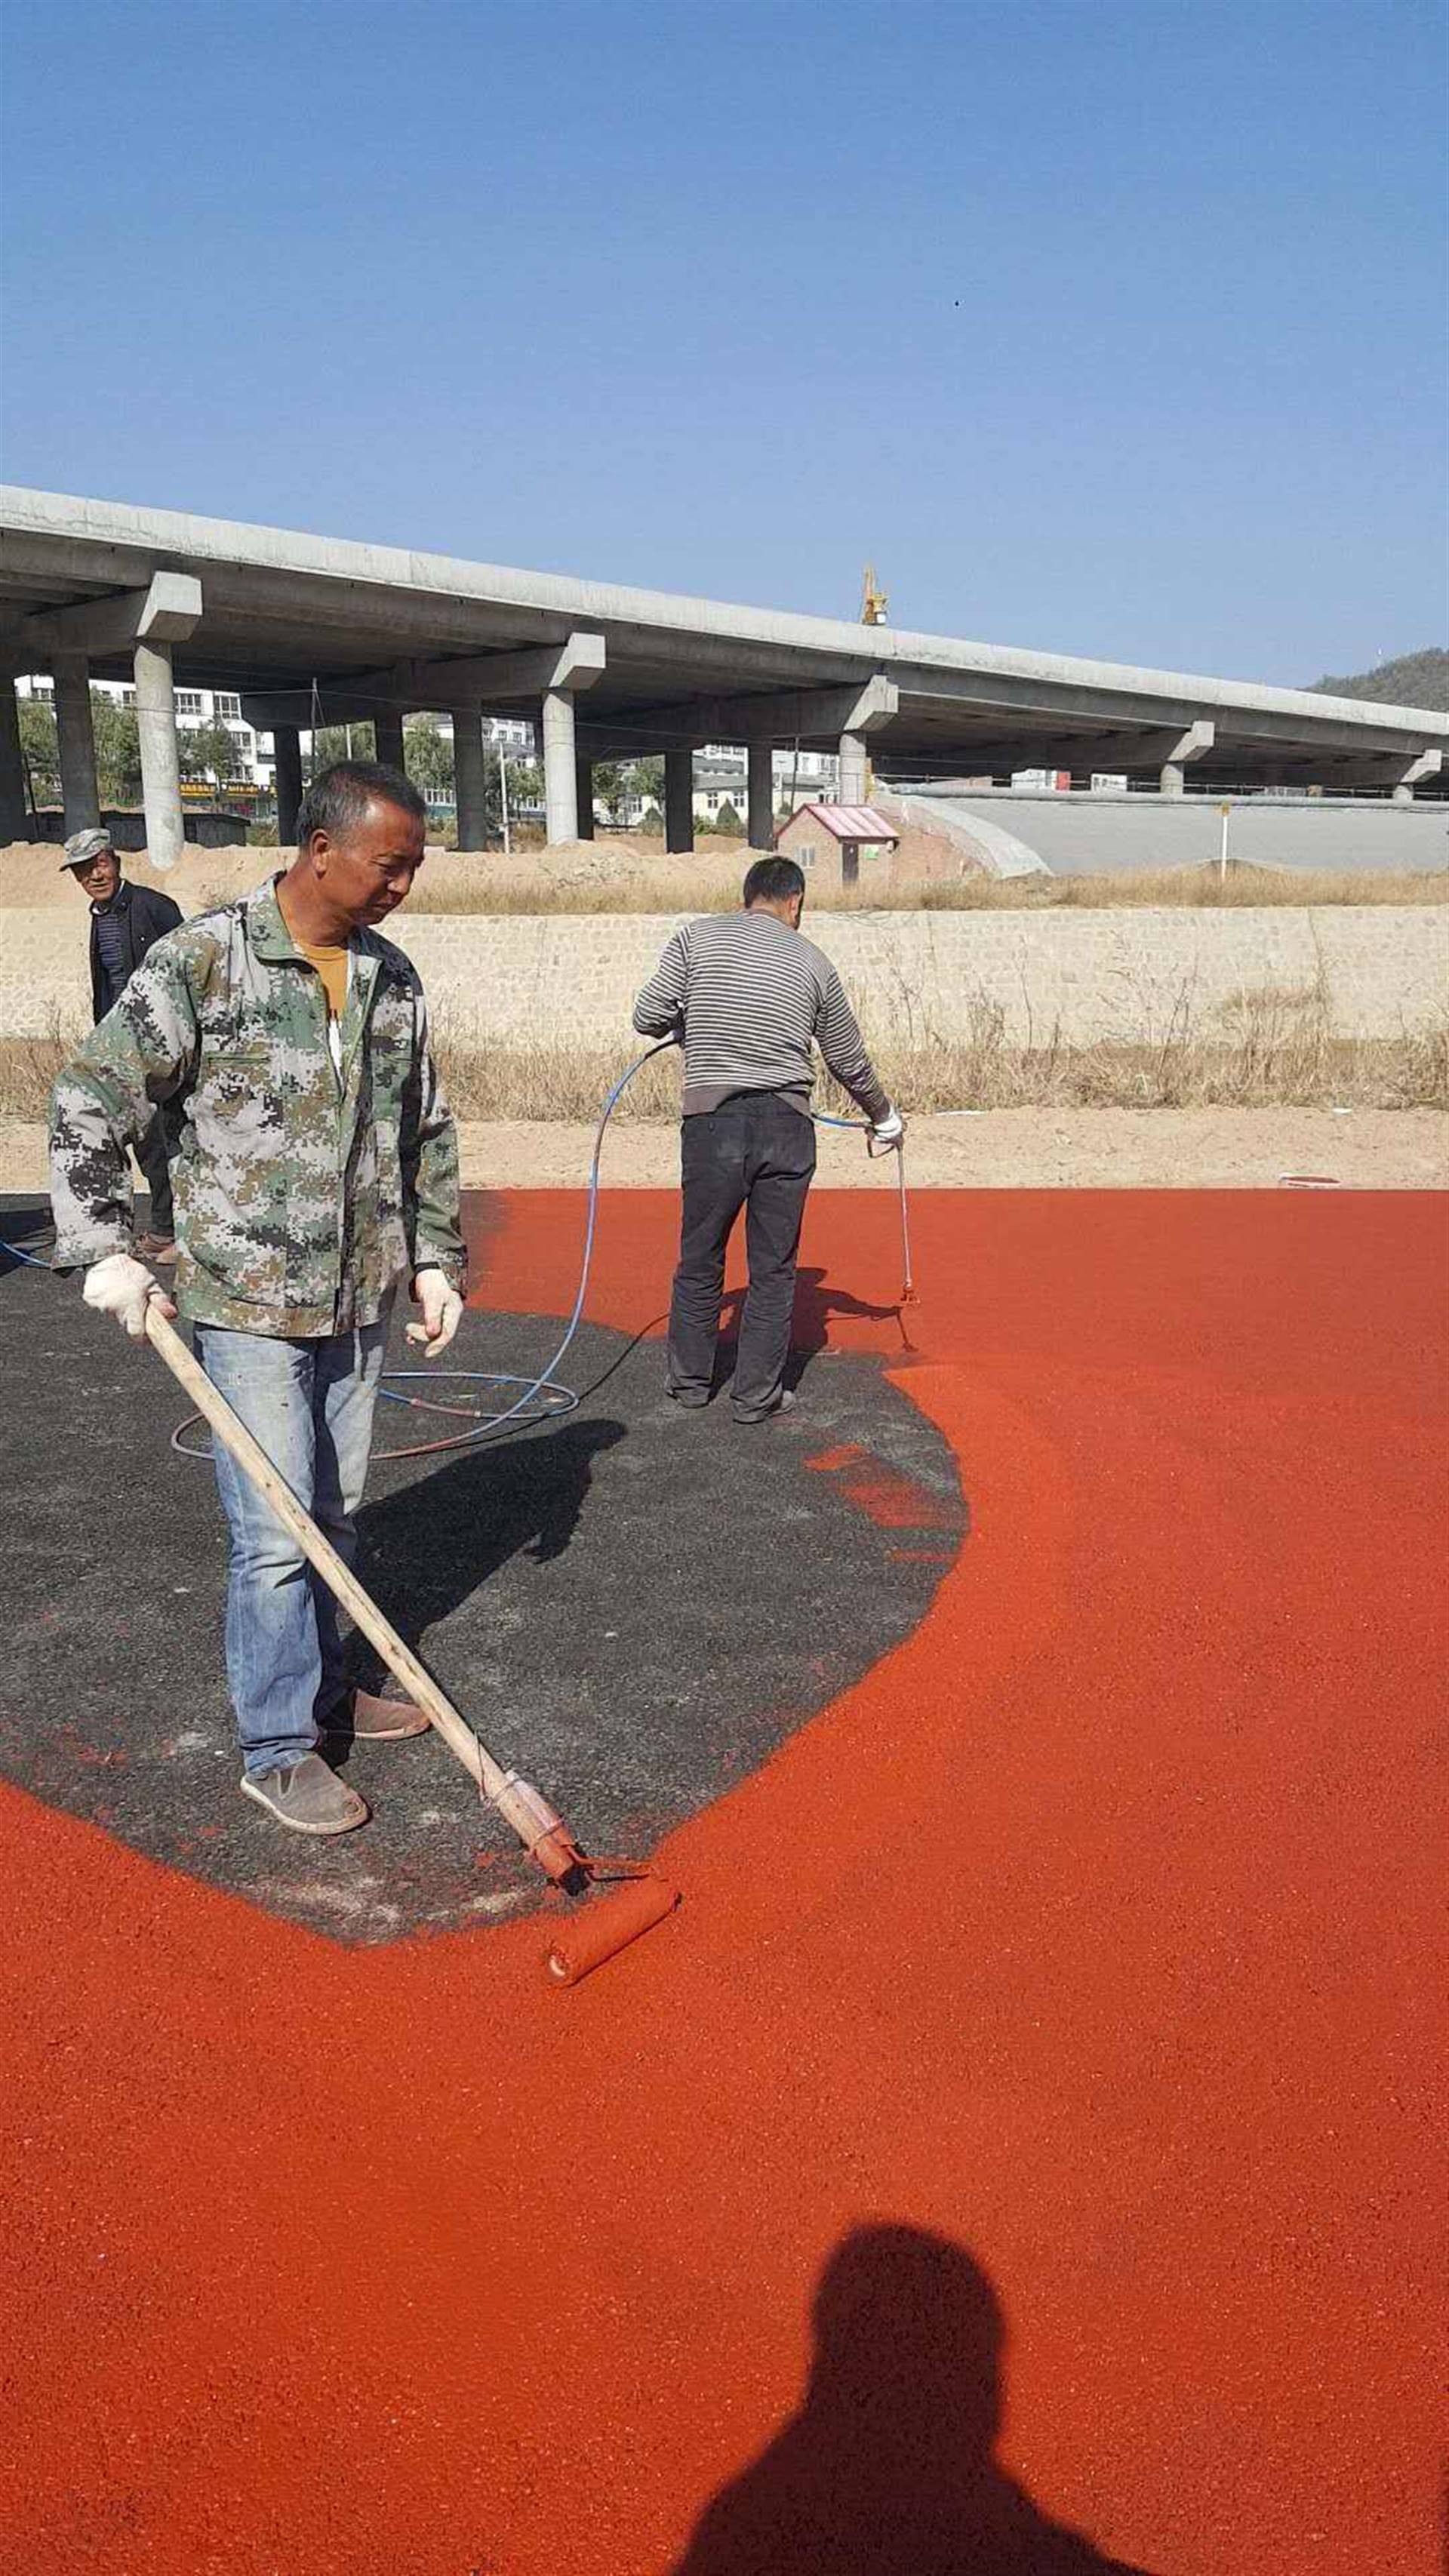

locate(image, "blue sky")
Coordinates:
2 0 1444 682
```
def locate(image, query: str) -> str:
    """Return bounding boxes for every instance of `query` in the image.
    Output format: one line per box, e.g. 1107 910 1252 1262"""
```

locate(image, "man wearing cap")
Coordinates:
62 827 184 1260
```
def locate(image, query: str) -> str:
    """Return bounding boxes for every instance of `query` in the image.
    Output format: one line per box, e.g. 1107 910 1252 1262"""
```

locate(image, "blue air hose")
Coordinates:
171 1033 686 1462
5 1048 892 1462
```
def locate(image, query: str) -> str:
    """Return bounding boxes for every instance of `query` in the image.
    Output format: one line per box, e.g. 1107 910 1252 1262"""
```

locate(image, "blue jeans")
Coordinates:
195 1318 389 1778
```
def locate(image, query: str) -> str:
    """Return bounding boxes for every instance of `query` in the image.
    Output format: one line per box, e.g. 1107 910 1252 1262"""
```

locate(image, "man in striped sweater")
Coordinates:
633 854 903 1423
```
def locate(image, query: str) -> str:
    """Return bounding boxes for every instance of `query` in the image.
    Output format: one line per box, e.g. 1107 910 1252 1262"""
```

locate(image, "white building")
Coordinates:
687 743 838 829
17 671 274 803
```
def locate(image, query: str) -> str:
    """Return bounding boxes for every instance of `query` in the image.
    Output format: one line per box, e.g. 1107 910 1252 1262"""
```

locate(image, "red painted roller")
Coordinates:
544 1877 680 1986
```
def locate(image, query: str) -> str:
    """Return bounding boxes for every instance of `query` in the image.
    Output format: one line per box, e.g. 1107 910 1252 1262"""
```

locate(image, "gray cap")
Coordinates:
61 826 115 872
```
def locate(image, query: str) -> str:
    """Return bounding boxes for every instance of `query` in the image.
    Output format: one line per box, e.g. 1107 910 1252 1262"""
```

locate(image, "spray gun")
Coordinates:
812 1109 916 1310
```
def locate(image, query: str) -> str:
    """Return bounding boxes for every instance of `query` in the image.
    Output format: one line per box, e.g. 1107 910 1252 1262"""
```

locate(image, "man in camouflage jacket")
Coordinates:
50 761 467 1838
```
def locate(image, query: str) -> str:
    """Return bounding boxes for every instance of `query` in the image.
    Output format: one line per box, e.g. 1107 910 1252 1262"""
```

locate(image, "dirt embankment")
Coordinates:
2 828 976 915
0 836 759 915
2 1106 1443 1196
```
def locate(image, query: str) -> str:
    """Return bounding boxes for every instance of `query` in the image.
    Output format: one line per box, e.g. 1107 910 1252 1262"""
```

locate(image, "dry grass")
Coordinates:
429 1011 1447 1122
5 833 1445 918
916 863 1449 911
9 995 1442 1128
403 858 1449 915
404 869 738 916
0 1025 73 1120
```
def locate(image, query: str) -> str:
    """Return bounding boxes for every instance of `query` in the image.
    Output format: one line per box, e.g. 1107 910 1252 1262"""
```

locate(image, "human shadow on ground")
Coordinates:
674 2226 1163 2576
347 1412 626 1688
714 1266 909 1396
0 1197 55 1262
2 1192 167 1271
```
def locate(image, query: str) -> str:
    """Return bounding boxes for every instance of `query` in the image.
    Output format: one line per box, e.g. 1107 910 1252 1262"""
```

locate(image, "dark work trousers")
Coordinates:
133 1103 181 1237
669 1093 817 1419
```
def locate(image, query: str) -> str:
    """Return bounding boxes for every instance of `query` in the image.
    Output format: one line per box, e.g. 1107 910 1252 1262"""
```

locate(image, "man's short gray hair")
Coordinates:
294 759 425 849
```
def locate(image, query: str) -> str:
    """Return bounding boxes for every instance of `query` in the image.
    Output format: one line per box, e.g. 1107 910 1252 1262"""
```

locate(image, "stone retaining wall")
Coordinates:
2 904 1444 1048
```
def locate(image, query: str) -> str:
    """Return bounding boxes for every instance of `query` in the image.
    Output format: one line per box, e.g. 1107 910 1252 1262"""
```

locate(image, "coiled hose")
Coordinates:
5 1048 891 1462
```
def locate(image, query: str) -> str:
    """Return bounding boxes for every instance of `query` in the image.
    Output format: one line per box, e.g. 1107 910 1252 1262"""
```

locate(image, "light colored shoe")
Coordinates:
326 1688 429 1742
732 1389 798 1426
136 1233 177 1263
239 1753 370 1836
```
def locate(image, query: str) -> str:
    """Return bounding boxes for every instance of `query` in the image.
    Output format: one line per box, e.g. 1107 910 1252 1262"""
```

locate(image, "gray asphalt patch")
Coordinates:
1 1195 966 1944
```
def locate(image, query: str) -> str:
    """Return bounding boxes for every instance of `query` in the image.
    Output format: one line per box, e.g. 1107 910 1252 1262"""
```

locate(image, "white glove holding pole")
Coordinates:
406 1267 463 1358
82 1251 177 1339
871 1105 906 1150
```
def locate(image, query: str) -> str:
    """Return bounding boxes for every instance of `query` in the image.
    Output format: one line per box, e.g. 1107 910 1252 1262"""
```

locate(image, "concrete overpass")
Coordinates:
2 485 1444 865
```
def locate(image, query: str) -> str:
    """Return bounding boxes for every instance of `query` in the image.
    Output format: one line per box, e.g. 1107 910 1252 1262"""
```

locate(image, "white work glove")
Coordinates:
82 1251 177 1340
406 1266 463 1358
872 1105 906 1147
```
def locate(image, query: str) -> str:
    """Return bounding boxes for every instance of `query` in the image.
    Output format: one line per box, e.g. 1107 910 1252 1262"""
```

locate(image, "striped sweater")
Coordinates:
632 908 891 1122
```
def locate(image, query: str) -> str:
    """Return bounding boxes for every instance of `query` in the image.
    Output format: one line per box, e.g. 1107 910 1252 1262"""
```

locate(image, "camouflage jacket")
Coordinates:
50 874 466 1337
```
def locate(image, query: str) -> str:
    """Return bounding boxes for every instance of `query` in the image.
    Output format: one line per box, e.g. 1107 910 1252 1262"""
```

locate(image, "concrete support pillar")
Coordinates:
838 730 868 807
665 746 694 854
54 653 101 836
134 639 187 872
1159 720 1214 798
541 688 578 842
1390 750 1441 803
272 725 304 846
373 707 405 772
747 740 774 849
0 672 28 841
452 704 489 849
575 752 595 841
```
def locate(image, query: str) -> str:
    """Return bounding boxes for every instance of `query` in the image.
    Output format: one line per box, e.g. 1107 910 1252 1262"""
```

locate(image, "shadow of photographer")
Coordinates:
675 2225 1162 2576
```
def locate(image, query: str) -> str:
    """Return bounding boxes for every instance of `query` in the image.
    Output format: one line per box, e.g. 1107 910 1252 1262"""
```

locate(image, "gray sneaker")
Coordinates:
240 1754 370 1836
732 1389 798 1426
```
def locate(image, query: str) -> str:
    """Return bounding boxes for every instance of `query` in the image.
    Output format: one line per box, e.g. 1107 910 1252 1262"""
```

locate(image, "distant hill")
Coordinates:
1309 648 1448 709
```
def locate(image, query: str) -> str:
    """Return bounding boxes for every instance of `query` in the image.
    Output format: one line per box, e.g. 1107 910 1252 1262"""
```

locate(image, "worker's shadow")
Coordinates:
346 1414 627 1691
717 1266 905 1393
0 1198 54 1261
673 2226 1163 2576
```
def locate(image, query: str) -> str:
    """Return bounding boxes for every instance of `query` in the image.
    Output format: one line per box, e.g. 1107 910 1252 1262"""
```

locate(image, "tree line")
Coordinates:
15 694 687 837
18 691 251 808
16 693 780 839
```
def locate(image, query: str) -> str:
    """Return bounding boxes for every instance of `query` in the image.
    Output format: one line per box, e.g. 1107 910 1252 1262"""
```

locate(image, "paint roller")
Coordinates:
145 1306 679 1982
545 1873 681 1985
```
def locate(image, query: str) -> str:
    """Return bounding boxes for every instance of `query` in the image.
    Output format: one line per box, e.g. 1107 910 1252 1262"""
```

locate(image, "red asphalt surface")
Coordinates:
3 1190 1444 2574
